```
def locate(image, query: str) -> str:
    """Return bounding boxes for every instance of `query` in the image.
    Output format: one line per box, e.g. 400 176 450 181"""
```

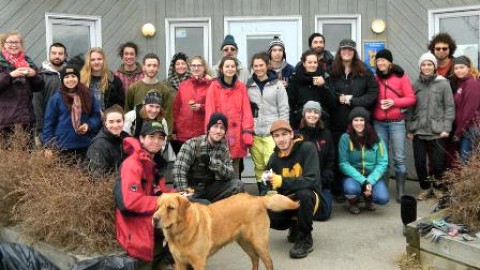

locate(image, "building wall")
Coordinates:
2 0 479 78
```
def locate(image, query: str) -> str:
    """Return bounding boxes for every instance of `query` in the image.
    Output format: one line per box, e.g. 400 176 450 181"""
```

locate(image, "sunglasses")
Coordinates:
223 47 236 52
435 47 449 51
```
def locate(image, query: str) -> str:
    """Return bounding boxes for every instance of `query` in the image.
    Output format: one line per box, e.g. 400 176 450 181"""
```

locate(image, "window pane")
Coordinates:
440 15 479 66
52 24 91 59
175 27 204 57
322 24 352 52
246 37 273 66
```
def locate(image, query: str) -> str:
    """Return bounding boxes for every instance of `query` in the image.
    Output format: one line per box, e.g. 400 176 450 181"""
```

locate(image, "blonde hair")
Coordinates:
1 31 24 48
139 104 164 122
80 47 110 93
188 55 212 77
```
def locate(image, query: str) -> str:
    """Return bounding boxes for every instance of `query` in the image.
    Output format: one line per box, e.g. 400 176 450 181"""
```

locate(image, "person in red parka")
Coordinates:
172 55 213 154
114 120 175 269
205 56 254 177
372 49 416 202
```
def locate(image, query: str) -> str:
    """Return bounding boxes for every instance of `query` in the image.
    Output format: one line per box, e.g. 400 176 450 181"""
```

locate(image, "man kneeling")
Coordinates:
264 119 321 259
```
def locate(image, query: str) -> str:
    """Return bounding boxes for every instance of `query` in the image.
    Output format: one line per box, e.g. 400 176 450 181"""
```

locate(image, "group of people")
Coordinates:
1 28 480 269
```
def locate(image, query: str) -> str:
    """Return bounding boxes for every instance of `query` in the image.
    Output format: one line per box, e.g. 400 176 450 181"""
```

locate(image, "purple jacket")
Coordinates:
0 54 44 129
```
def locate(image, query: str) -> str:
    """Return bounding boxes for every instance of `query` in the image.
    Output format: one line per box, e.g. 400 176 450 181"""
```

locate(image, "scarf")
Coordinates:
167 64 191 90
2 48 29 69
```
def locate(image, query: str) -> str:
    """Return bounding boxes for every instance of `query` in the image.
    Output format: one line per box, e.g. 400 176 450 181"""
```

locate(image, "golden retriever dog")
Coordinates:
152 192 299 270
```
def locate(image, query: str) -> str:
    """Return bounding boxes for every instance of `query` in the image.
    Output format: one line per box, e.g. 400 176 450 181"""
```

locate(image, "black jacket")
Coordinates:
104 73 125 109
297 126 335 189
287 65 336 129
87 127 129 178
267 136 321 196
329 67 378 133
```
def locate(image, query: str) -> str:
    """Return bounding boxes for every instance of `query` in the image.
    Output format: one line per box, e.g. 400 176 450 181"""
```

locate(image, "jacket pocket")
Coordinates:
431 119 443 133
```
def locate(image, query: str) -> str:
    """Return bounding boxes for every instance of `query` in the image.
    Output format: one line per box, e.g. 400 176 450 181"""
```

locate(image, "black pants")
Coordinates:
268 189 316 234
413 136 446 190
192 179 244 203
331 130 344 197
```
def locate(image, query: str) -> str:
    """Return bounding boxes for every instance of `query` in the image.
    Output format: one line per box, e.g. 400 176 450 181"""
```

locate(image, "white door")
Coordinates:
224 16 302 69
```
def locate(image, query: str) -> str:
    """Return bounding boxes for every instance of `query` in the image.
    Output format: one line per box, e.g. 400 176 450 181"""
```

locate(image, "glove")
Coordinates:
271 174 283 190
242 133 253 147
199 154 210 165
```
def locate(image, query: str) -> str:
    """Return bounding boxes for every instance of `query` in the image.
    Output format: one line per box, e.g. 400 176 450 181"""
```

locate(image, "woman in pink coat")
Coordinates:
205 56 254 178
172 56 213 154
372 49 416 202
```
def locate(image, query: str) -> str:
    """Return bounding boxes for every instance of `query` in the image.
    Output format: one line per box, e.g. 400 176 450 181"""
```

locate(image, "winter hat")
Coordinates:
268 36 286 59
207 112 228 132
221 35 238 50
270 119 293 134
60 65 80 83
143 89 163 105
172 52 188 64
375 49 393 63
339 39 357 50
418 52 438 70
140 120 167 137
302 101 322 116
348 107 371 123
453 55 470 66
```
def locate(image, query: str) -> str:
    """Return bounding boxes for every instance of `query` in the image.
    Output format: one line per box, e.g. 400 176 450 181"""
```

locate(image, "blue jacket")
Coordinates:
41 91 101 150
338 133 388 185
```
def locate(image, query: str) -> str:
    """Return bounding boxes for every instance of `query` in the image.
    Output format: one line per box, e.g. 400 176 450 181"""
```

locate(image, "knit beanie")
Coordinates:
348 107 371 123
207 112 228 132
221 35 238 50
302 101 322 116
60 65 80 85
418 52 438 70
375 49 393 63
172 52 188 64
453 55 470 66
268 36 286 60
143 89 163 105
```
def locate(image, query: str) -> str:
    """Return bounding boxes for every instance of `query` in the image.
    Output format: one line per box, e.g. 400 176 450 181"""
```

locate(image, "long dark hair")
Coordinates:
346 122 379 150
330 47 368 79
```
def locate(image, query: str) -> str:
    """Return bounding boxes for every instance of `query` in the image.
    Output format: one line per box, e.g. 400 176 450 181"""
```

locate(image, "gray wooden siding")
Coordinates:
0 0 479 79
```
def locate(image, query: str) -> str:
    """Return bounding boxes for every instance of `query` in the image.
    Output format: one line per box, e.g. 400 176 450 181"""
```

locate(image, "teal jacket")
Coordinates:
338 133 388 185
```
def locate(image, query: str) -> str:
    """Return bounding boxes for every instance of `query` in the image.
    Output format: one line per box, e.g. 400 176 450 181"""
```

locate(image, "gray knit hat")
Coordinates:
268 36 286 60
418 52 438 70
302 101 322 116
453 55 470 66
221 35 238 50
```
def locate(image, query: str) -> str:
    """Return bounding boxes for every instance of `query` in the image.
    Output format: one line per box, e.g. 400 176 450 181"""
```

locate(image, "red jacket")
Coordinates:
173 76 211 142
114 137 161 262
454 76 480 137
205 78 254 159
373 69 416 121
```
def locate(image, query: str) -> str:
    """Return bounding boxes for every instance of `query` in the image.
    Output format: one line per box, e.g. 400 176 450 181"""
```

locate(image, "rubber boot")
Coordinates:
396 173 406 203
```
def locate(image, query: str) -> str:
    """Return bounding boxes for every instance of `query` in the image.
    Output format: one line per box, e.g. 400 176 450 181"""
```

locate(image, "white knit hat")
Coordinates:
418 52 438 70
302 101 322 116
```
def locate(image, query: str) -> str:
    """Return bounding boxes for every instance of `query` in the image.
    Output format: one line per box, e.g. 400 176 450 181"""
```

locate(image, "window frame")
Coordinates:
165 17 212 75
45 13 102 57
428 5 480 39
315 14 362 56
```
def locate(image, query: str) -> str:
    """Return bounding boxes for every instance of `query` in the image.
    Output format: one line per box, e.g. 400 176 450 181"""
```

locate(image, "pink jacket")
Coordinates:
205 78 254 159
373 69 416 121
173 76 211 142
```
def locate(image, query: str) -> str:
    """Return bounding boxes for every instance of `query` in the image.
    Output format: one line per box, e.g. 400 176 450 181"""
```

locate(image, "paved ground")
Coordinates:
205 179 434 270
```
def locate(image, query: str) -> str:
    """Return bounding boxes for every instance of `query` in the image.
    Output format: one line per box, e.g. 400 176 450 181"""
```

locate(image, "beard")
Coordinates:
50 58 64 67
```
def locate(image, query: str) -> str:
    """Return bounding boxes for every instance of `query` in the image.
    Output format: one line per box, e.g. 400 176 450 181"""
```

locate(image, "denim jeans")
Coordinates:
373 120 407 175
459 127 478 164
343 177 390 205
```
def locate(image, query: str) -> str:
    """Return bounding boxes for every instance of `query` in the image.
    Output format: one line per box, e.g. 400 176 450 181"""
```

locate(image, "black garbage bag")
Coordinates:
71 255 136 270
0 242 59 270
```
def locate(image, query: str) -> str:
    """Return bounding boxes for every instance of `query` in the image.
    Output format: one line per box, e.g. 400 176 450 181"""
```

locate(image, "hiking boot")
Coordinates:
347 198 360 214
287 224 299 243
289 232 313 259
364 196 376 211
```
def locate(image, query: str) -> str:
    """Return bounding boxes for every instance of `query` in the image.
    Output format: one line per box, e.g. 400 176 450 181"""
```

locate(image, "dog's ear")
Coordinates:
176 194 191 219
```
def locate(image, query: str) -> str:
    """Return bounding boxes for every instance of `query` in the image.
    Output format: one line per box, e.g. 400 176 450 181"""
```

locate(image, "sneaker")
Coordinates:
417 188 435 201
289 232 314 259
287 225 299 243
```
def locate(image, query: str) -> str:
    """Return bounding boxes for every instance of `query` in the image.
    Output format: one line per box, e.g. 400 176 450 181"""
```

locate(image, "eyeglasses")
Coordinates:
223 47 236 52
435 47 449 51
5 41 21 45
190 64 204 69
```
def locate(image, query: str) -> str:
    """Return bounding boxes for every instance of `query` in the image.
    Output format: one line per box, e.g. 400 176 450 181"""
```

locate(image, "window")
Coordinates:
429 6 480 66
246 33 280 66
45 13 102 60
315 15 361 56
166 18 211 71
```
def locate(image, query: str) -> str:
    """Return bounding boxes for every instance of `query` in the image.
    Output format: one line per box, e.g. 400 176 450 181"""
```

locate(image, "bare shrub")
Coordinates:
0 127 120 254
